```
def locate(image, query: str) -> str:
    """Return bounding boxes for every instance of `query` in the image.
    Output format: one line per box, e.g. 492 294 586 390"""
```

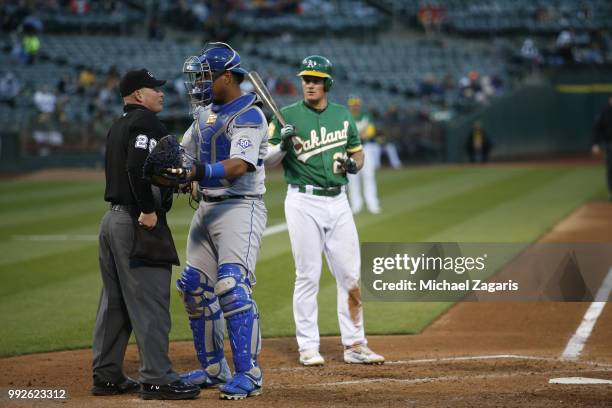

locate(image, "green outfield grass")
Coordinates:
0 164 606 356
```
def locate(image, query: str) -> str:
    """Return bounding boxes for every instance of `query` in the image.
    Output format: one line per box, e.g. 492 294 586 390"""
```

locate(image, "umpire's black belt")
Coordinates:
291 184 344 197
110 204 135 212
202 194 262 203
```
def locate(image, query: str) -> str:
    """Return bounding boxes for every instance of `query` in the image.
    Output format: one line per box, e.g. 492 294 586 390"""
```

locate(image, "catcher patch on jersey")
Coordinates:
237 138 252 149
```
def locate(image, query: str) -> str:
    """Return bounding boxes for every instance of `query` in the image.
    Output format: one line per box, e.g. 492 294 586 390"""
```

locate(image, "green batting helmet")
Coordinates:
297 55 334 92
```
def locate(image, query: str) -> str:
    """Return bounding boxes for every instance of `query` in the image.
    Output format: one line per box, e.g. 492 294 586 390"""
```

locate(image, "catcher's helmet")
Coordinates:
183 42 248 106
297 55 333 92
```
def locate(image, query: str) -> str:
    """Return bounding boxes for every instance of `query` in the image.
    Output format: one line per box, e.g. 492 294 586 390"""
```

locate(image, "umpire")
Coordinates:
593 95 612 202
92 68 199 400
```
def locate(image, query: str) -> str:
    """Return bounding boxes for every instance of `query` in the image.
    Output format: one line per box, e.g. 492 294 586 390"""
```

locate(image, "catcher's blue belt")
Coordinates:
201 194 262 203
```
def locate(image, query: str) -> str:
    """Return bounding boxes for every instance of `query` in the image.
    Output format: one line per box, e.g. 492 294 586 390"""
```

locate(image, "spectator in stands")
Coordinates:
253 0 300 17
192 0 210 23
490 74 504 96
535 4 557 23
479 76 495 101
417 1 446 41
34 85 56 115
22 25 40 64
106 66 120 85
32 85 63 155
418 73 442 100
22 12 43 34
274 76 296 96
103 0 123 17
57 74 70 96
70 0 91 15
520 38 542 65
94 76 119 115
148 15 164 40
460 71 483 103
441 73 455 93
431 2 447 39
417 2 434 39
591 29 609 62
78 66 97 94
0 71 21 108
577 1 593 22
465 121 492 163
56 73 75 121
556 28 575 64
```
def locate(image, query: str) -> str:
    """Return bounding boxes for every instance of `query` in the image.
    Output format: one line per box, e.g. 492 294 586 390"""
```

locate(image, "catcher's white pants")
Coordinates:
348 143 380 213
285 186 365 352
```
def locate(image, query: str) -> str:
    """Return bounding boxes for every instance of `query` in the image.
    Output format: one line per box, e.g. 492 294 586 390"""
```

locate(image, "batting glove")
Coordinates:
336 156 359 174
280 124 297 151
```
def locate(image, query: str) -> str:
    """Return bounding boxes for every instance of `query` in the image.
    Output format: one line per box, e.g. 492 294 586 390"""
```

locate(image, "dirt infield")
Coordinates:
1 202 611 407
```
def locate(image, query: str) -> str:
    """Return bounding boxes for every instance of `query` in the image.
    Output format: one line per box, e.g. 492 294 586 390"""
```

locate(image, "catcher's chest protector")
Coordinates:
198 93 258 189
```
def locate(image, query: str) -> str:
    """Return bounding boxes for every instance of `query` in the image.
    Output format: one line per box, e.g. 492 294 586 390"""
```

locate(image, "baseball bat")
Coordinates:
247 71 287 127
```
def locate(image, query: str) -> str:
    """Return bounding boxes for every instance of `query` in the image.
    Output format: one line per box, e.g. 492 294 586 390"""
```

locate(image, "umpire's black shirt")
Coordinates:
104 104 168 214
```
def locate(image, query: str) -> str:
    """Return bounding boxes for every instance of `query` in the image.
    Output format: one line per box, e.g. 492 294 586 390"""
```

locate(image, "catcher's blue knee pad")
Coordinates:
214 263 260 373
177 265 225 367
177 265 221 319
214 263 253 317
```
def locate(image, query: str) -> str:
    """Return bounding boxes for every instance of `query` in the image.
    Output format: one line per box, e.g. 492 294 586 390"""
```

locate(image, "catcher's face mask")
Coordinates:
183 56 213 107
184 42 248 107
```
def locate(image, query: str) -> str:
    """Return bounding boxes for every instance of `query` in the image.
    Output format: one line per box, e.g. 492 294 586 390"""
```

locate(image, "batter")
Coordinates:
265 55 384 366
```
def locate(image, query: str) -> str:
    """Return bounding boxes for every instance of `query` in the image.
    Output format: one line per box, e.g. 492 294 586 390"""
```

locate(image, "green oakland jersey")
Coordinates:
269 100 363 188
353 112 376 142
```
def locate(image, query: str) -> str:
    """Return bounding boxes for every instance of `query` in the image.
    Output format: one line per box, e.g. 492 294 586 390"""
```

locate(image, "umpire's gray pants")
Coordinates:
92 209 180 385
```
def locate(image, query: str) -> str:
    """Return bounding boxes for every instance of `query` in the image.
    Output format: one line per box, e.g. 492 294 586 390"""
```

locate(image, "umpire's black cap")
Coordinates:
119 68 166 97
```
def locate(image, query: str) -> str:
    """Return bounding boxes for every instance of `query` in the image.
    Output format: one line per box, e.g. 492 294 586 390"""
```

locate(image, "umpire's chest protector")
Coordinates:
198 93 259 189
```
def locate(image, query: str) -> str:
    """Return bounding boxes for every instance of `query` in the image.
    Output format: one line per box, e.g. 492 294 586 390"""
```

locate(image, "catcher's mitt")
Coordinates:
143 135 191 187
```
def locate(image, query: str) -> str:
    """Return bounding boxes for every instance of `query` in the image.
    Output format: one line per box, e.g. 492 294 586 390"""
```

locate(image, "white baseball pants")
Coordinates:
284 186 366 352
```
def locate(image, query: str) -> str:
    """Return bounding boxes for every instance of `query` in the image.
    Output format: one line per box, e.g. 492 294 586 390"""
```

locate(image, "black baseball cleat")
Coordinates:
91 376 140 396
140 379 200 400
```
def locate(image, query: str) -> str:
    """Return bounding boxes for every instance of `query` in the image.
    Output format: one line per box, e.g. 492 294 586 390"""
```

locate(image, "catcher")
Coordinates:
145 42 268 400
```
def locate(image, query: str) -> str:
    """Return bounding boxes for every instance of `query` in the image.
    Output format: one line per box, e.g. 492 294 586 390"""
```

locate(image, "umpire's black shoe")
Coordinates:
91 376 140 396
140 379 200 400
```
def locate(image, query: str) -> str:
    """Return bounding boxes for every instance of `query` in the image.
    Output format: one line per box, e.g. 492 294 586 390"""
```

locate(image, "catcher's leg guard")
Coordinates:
177 265 231 387
214 264 261 375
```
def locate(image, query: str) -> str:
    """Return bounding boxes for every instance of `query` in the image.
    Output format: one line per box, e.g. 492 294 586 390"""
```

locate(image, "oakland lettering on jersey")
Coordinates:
294 120 349 162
